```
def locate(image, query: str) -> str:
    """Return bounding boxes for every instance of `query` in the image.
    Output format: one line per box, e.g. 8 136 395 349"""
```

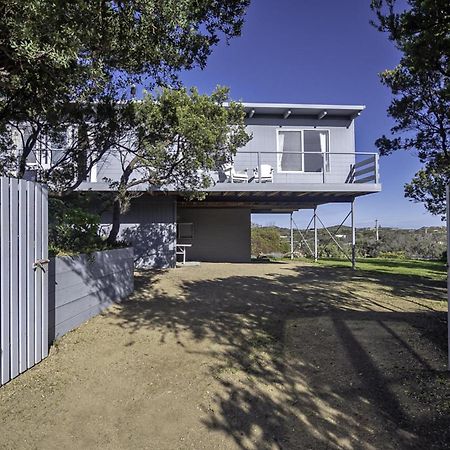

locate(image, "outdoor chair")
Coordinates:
254 164 274 183
221 164 249 183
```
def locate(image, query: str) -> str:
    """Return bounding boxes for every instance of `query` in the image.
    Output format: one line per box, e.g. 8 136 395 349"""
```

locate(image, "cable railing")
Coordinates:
212 151 379 185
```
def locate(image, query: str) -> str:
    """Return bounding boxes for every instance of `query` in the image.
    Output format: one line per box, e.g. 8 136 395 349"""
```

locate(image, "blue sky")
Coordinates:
180 0 443 229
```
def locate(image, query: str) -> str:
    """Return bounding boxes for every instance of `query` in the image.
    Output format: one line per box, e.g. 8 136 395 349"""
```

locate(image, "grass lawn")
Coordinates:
314 257 447 281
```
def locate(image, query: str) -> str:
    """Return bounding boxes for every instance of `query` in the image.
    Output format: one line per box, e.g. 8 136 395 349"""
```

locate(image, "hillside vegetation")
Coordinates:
251 224 446 260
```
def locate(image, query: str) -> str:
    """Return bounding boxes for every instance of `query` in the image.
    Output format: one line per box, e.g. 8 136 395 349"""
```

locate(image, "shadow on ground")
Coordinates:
113 263 449 449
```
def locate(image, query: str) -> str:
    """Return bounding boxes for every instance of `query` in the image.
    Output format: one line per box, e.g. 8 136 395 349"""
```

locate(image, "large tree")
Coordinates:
105 86 250 243
0 0 250 188
371 0 450 216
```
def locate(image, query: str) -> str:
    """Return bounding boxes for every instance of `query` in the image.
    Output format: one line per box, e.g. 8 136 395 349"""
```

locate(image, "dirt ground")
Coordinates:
0 261 449 450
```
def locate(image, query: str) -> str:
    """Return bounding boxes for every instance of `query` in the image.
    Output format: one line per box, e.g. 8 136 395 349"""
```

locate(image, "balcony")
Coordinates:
211 151 379 185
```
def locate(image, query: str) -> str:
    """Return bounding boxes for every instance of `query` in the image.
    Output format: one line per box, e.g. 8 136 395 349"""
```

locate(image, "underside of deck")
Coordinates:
179 183 381 213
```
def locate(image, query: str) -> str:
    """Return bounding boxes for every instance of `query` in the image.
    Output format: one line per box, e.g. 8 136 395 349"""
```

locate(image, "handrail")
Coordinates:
215 151 379 185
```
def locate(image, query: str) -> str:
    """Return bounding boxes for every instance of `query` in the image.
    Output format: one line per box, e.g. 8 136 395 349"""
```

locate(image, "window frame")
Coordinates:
276 128 331 173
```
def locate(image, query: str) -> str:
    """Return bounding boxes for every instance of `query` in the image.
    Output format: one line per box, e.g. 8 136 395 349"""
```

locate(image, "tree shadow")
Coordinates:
110 264 449 449
48 248 134 344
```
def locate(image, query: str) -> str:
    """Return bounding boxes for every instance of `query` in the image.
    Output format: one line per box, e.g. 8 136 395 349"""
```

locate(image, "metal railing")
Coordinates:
213 151 379 184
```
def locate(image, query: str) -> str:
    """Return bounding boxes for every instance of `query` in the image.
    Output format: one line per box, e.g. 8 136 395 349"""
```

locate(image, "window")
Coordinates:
278 131 302 171
277 129 329 173
304 130 329 172
177 223 194 240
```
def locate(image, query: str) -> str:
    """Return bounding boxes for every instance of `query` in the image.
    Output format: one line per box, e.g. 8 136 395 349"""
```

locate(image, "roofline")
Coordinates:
237 102 366 111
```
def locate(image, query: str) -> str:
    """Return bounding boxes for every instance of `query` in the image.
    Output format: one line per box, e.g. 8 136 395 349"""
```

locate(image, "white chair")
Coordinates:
222 164 249 183
254 164 274 183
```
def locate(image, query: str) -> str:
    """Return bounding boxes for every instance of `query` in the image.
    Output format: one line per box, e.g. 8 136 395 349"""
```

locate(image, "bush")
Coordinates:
251 226 290 256
378 251 407 259
48 198 125 256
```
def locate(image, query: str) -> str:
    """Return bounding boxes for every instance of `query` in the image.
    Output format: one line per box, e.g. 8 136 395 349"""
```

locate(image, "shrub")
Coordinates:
378 251 407 259
48 198 126 256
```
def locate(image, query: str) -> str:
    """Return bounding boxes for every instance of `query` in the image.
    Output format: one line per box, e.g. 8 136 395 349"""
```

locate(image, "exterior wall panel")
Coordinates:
48 248 134 342
102 195 177 269
177 208 251 263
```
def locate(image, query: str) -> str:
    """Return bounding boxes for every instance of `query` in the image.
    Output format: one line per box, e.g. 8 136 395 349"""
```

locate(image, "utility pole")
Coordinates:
375 219 379 241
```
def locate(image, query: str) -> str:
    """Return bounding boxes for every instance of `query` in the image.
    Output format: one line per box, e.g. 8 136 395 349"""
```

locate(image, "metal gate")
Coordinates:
0 177 48 386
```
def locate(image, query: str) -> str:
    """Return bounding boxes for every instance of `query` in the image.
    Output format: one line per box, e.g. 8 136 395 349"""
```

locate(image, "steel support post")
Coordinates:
290 212 294 260
314 207 318 262
446 185 450 371
351 200 356 270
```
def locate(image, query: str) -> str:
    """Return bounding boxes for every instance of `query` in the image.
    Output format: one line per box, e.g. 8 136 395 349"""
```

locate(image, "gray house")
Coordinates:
74 102 380 268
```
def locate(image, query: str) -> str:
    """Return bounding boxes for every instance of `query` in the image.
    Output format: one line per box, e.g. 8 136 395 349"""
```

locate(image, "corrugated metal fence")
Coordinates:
0 177 48 386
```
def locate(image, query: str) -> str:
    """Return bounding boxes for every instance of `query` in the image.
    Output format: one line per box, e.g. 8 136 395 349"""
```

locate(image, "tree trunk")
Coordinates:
106 197 122 244
17 152 28 178
106 156 139 244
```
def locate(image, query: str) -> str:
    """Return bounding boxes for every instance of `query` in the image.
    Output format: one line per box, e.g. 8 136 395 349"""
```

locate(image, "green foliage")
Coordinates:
0 0 250 190
318 243 343 259
1 0 249 117
107 86 250 243
378 251 406 259
370 0 450 216
48 198 120 256
252 224 446 260
251 226 290 255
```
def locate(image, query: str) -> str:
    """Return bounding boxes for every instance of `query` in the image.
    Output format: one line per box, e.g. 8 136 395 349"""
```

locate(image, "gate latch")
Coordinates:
33 259 50 272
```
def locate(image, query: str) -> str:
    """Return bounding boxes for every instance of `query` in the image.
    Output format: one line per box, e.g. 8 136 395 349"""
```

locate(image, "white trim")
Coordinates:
89 161 98 182
276 128 330 173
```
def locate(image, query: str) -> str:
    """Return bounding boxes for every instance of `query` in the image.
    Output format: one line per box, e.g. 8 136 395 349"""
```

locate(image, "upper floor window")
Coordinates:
278 129 329 172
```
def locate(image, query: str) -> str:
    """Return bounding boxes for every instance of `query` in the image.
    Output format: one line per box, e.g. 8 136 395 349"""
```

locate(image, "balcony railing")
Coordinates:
213 152 379 185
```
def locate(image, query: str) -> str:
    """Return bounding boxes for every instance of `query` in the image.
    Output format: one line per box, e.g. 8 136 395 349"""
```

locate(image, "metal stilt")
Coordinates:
290 211 294 260
351 200 356 270
314 206 318 262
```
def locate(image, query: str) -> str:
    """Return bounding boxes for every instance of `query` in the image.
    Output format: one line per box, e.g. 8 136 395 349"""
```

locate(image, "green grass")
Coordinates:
314 257 447 281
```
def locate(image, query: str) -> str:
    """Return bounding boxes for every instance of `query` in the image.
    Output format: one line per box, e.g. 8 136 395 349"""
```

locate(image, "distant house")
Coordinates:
26 102 382 268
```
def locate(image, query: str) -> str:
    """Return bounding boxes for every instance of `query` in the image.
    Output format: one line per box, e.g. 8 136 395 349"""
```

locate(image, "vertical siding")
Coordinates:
0 177 48 387
101 195 177 269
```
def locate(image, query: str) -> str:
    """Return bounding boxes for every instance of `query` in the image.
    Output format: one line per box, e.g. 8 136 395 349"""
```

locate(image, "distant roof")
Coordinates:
228 102 366 120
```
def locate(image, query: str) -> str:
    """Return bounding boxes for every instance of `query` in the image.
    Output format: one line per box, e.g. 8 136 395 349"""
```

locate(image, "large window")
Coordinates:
278 130 329 172
279 131 302 171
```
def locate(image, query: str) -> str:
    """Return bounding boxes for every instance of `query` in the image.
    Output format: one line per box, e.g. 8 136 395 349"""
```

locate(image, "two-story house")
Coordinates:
75 102 380 268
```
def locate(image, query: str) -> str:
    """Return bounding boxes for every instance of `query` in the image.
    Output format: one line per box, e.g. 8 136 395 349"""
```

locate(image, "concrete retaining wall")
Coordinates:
48 247 134 343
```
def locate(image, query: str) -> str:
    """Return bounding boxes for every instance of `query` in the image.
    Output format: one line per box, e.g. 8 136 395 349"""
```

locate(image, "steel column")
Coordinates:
314 207 318 262
446 184 450 371
290 212 294 260
351 200 356 270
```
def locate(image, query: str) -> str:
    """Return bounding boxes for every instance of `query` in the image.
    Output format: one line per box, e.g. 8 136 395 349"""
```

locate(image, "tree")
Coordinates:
371 0 450 216
105 86 250 244
0 0 250 190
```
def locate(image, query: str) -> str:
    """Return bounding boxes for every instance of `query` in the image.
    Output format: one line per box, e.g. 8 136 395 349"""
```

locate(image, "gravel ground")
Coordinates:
0 261 449 450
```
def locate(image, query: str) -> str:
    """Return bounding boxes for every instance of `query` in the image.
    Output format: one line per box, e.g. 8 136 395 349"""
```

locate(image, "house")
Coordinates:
23 102 381 268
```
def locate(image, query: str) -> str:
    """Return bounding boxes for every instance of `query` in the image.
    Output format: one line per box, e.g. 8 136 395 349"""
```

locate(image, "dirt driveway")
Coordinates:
0 261 449 449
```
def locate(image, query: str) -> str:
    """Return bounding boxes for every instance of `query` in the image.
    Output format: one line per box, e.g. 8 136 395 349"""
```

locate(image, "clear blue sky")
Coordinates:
180 0 443 229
